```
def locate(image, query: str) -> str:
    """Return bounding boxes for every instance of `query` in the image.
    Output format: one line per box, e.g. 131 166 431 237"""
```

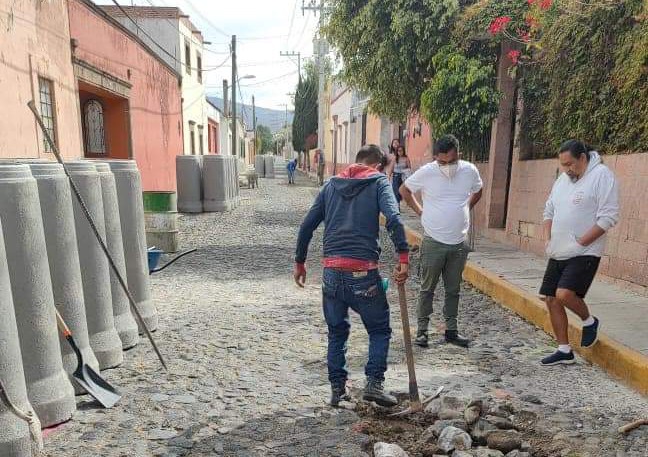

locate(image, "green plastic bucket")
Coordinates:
143 191 178 252
143 191 177 212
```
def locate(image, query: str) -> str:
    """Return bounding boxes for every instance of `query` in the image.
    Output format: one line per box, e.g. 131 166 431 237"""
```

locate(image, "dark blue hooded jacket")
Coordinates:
295 165 409 264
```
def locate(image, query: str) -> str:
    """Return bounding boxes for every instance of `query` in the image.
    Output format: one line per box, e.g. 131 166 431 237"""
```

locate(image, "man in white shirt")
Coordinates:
539 140 619 365
400 135 483 348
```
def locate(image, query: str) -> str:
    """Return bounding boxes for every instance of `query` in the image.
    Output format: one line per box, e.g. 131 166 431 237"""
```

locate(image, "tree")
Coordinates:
292 62 318 153
323 0 462 121
256 125 273 154
420 45 500 155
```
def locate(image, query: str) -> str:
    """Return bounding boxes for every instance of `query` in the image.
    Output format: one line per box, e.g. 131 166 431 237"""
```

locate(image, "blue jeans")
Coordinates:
288 170 295 184
392 173 403 203
322 268 392 386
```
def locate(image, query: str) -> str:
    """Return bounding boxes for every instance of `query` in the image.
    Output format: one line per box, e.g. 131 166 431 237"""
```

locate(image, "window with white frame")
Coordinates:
38 77 57 153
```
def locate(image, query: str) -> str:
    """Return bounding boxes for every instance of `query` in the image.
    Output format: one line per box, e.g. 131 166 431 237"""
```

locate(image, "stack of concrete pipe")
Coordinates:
264 155 275 179
203 155 240 212
0 158 155 455
176 155 203 213
254 154 265 178
0 163 76 431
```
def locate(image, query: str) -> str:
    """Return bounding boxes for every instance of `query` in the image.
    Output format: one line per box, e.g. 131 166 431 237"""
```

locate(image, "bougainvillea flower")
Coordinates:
508 50 521 65
540 0 553 9
488 16 512 35
517 29 531 42
525 14 540 29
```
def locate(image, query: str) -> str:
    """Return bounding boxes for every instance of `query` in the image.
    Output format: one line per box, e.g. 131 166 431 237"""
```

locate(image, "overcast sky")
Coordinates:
98 0 320 114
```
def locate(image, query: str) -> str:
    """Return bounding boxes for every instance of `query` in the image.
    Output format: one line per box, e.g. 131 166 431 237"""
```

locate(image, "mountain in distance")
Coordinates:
207 96 294 134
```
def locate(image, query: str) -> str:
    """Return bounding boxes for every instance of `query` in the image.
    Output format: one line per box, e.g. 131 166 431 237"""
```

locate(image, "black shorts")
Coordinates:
539 256 601 298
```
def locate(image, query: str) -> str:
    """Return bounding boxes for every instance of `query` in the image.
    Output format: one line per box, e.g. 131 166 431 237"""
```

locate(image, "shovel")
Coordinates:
55 310 122 408
390 282 444 417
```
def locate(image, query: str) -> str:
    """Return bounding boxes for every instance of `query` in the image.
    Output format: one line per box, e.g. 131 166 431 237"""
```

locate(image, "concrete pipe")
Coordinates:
264 155 275 179
107 160 157 334
176 155 203 213
255 154 265 178
203 155 232 212
0 217 41 457
234 158 241 206
94 163 139 350
0 164 76 427
66 162 124 370
28 162 100 395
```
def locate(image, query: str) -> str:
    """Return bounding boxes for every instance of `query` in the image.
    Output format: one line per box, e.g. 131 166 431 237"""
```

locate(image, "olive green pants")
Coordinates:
417 236 468 334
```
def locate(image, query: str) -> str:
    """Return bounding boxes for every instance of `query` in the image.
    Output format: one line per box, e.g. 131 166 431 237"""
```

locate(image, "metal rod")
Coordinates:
28 100 168 371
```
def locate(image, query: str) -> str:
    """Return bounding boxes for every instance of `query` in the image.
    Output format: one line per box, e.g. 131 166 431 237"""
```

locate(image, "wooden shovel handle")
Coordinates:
54 309 72 337
397 283 421 406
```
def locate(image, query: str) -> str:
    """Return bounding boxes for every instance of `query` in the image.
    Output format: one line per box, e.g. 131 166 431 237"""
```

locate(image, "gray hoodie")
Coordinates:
544 151 620 260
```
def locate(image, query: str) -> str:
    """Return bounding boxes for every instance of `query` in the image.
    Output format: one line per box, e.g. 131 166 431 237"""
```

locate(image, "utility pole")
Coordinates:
302 0 328 168
280 51 301 81
231 35 237 157
252 95 257 156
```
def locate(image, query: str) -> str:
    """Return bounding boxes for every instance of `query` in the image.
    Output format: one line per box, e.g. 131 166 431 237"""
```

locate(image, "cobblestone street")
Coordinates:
44 175 647 457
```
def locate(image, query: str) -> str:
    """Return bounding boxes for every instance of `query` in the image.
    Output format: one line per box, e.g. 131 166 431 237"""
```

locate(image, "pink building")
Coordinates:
67 0 183 191
0 0 83 159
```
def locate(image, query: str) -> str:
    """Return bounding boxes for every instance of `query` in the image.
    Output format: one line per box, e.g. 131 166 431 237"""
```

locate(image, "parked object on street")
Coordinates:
0 163 76 428
0 218 42 457
67 161 124 370
54 310 121 409
94 162 139 350
143 191 179 253
107 160 159 335
176 155 203 213
28 162 100 394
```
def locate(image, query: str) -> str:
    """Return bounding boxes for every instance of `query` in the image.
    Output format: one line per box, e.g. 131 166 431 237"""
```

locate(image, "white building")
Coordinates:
102 6 209 155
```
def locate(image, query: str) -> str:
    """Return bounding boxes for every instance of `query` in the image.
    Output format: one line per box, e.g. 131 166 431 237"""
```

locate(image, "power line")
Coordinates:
285 0 299 47
109 0 229 73
182 0 230 38
240 71 299 87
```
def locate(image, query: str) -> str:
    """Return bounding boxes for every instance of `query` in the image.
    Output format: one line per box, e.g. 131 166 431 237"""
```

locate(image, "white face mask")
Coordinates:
439 163 458 179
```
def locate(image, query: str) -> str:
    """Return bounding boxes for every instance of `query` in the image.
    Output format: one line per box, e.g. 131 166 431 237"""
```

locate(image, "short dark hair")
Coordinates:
433 134 459 155
356 144 386 168
559 139 592 161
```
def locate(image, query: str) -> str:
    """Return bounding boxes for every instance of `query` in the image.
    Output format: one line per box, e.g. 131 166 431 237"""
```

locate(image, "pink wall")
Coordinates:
68 0 183 191
0 0 82 159
404 113 433 170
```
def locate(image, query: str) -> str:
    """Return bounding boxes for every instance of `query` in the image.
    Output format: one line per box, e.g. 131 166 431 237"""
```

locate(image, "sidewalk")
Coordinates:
398 207 648 395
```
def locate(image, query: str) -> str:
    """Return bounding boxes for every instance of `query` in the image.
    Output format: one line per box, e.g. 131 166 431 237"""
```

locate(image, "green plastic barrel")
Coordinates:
143 191 178 253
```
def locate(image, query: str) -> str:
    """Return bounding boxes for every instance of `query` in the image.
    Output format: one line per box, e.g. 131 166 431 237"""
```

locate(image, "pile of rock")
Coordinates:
374 395 537 457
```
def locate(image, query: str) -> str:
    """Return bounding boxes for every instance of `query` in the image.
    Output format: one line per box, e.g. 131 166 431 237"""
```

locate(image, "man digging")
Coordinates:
294 144 409 407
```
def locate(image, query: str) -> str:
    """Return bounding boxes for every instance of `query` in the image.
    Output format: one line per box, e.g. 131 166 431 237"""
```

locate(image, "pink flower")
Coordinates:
540 0 553 10
525 14 540 29
508 50 521 65
488 16 512 35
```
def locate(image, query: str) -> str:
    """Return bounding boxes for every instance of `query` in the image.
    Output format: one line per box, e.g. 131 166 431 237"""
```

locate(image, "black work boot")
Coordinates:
445 330 470 348
330 384 350 407
414 330 429 348
362 379 398 407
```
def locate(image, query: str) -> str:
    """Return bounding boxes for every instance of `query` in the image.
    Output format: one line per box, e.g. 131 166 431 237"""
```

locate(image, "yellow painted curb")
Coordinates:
392 217 648 396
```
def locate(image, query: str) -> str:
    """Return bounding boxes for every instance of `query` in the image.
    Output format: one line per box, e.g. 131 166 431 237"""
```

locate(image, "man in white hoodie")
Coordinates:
540 140 619 365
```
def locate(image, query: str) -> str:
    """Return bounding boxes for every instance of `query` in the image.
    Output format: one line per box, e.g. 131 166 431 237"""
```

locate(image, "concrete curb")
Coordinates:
391 216 648 396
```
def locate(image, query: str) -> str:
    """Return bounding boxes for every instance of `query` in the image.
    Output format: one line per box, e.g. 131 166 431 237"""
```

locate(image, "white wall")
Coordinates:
329 83 352 165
